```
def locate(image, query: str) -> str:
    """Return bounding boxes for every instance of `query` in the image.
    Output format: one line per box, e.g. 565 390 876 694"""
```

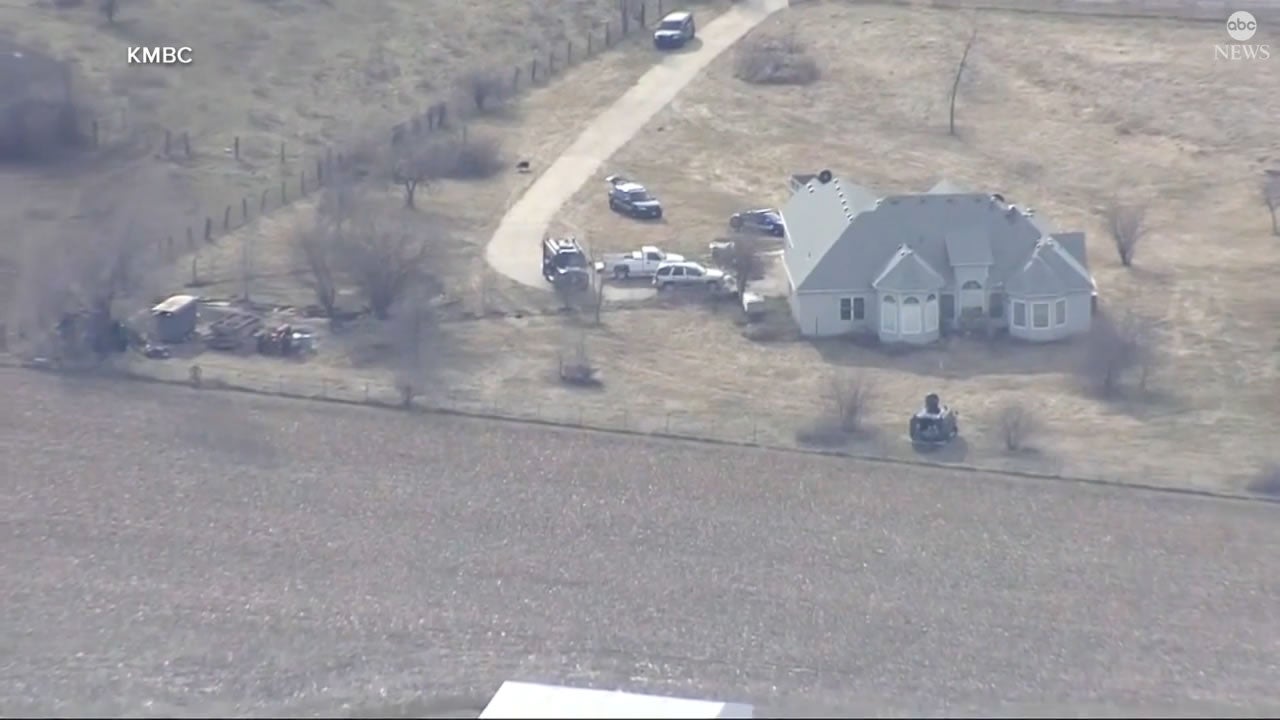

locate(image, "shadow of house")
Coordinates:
809 331 1089 381
0 39 84 163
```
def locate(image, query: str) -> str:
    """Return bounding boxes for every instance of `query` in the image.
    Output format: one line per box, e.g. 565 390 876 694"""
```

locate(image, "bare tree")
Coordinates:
338 211 435 319
949 26 978 136
1263 173 1279 236
101 0 117 23
293 223 339 318
829 373 875 434
292 175 367 319
390 140 454 209
389 133 503 208
1106 202 1148 267
17 165 168 358
391 287 435 408
465 69 507 114
995 401 1040 452
724 234 767 295
1079 310 1158 397
558 331 599 386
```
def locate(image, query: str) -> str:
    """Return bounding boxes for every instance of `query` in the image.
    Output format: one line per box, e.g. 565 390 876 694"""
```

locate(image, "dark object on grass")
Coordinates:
909 393 959 446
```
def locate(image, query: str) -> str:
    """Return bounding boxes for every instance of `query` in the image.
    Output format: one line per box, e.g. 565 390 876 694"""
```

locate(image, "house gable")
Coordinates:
782 177 1090 297
1005 237 1094 297
781 177 877 292
873 245 946 292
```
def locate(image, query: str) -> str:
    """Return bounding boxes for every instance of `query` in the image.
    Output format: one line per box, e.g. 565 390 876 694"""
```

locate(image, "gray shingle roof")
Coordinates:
781 177 878 291
1004 237 1095 297
782 177 1092 295
873 245 946 292
944 228 993 266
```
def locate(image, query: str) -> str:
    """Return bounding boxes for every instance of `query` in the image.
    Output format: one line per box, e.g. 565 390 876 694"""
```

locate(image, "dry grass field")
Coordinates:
0 0 688 311
13 1 1278 493
515 2 1280 490
145 38 686 318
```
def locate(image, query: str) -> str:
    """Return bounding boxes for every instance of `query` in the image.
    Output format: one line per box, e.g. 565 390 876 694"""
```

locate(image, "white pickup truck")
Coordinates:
599 245 685 279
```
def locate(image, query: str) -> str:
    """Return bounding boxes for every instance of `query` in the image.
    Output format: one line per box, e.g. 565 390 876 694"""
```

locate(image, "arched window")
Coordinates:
901 296 923 334
925 294 939 333
881 294 897 333
961 279 984 310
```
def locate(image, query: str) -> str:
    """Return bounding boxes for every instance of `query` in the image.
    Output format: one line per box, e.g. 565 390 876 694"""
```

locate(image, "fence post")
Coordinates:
91 119 99 147
549 48 556 75
620 0 628 35
316 157 323 186
438 102 447 128
203 217 213 243
279 142 286 164
300 171 306 195
260 188 269 212
513 65 521 92
242 197 249 222
605 22 612 47
588 33 593 55
531 58 538 82
186 226 194 248
639 1 645 28
567 40 573 64
164 129 171 156
183 132 191 157
234 136 240 160
665 412 672 433
223 205 231 231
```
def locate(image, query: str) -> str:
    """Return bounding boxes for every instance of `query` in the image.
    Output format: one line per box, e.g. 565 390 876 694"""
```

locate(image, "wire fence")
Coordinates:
79 354 1253 501
81 0 679 267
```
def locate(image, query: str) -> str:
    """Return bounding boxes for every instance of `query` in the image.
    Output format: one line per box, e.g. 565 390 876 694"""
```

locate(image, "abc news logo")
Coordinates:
127 47 193 65
1216 11 1270 60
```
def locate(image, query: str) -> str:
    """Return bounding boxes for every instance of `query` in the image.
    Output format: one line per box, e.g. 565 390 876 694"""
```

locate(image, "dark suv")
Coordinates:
653 11 695 50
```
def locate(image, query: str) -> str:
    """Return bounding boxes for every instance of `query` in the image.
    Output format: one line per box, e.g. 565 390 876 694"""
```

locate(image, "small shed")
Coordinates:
479 681 753 719
151 295 198 343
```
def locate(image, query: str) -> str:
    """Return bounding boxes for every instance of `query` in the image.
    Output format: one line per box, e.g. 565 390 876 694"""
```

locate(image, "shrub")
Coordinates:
734 30 820 86
448 134 503 179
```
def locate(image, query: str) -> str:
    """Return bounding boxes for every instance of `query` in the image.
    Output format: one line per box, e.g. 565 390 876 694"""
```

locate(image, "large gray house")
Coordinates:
780 173 1097 344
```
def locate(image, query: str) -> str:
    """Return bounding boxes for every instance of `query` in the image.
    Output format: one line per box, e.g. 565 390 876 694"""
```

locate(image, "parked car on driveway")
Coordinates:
653 11 696 49
599 245 685 279
653 261 726 291
729 208 786 237
606 175 663 219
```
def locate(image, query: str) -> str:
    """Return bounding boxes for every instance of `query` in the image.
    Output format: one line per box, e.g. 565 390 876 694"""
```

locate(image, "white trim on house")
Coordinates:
1054 298 1067 326
901 296 923 334
925 294 939 332
1012 300 1027 328
1032 301 1051 329
881 294 897 332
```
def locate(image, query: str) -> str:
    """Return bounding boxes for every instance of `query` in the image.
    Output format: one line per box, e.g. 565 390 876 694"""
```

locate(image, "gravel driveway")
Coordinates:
484 0 791 291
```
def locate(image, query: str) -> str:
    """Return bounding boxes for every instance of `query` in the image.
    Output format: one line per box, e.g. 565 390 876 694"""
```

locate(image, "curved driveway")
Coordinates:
485 0 791 289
